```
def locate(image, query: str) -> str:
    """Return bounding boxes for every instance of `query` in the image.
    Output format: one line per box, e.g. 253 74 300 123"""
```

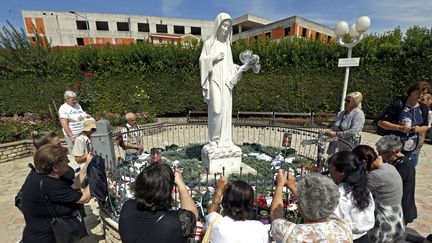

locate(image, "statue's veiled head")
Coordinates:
211 13 232 44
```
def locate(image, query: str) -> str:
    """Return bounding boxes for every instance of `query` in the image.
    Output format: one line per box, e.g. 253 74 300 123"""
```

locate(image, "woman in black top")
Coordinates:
119 163 198 243
31 130 75 183
21 145 91 243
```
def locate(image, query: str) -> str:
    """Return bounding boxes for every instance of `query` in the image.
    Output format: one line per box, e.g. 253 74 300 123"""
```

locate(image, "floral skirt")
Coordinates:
369 203 405 243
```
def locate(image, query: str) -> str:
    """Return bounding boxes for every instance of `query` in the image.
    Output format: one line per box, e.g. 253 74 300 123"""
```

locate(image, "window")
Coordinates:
265 32 271 38
233 25 239 35
96 21 109 31
174 25 185 34
156 24 168 33
242 26 251 32
136 39 144 42
302 28 308 37
159 38 163 43
284 27 291 36
316 32 321 40
117 22 129 31
76 20 89 30
76 38 84 46
191 27 201 35
138 23 150 32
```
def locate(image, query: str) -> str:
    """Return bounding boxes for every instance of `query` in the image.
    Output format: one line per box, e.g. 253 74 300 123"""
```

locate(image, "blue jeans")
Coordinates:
404 151 419 167
409 152 419 167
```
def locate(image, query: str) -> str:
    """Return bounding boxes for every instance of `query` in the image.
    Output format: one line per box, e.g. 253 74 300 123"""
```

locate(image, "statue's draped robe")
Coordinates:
199 13 237 146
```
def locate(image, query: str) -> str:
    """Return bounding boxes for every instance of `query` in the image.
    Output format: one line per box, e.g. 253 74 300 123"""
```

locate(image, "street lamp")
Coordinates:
69 11 92 47
335 16 371 111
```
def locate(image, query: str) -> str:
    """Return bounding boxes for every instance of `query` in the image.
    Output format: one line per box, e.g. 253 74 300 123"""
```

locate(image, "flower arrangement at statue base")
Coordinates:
106 143 317 223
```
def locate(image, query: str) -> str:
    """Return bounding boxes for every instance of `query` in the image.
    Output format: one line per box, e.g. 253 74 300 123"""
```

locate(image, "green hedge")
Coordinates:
0 25 431 117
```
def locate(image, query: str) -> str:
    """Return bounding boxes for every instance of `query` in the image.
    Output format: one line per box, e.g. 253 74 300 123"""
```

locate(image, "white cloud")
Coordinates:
160 0 184 16
212 0 293 21
366 0 432 25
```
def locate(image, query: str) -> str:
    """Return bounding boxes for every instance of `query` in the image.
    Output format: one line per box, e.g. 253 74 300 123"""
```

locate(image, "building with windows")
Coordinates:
22 10 213 47
21 10 335 47
232 15 336 42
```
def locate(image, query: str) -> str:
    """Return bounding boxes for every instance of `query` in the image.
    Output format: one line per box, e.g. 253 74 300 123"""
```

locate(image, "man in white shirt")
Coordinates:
121 112 144 160
58 90 89 154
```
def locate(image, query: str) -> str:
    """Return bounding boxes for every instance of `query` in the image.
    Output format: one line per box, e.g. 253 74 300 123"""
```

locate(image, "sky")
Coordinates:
1 0 432 34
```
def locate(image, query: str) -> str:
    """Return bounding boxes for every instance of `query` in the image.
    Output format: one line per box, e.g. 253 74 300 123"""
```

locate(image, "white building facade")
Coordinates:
22 10 214 46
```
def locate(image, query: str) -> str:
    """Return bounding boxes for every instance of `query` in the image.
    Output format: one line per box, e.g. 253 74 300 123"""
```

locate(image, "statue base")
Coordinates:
201 143 242 174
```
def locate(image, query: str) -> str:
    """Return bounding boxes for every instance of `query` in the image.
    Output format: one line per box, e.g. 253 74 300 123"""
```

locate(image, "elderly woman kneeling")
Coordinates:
270 172 352 242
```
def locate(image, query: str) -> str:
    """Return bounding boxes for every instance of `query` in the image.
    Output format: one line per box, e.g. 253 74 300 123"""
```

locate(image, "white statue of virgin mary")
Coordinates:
200 13 241 151
200 13 260 164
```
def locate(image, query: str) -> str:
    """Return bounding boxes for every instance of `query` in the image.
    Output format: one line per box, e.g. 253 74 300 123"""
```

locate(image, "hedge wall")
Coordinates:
0 26 431 117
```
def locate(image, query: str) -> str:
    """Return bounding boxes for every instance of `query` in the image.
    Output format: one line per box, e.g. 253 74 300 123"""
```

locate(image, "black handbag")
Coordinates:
15 163 36 212
40 179 89 243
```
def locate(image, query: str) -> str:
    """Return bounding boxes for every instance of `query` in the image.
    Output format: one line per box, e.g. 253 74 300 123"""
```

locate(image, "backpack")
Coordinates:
86 155 108 207
15 163 36 211
374 99 429 136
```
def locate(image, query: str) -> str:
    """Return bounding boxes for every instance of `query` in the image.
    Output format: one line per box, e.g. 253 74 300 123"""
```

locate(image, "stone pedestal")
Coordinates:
201 143 242 174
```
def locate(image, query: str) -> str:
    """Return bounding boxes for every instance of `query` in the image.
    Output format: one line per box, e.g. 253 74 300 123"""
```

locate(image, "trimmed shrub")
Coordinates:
1 25 431 117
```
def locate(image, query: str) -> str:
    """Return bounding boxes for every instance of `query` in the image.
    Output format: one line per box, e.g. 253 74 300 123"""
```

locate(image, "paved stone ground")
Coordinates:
0 157 105 243
1 132 430 242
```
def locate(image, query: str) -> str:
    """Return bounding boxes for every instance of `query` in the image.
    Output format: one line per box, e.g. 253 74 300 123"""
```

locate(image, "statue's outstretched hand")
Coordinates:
239 64 248 73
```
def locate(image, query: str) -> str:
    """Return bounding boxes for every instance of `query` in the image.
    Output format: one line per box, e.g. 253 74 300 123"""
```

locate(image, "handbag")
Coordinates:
40 178 88 243
15 163 35 212
201 214 222 243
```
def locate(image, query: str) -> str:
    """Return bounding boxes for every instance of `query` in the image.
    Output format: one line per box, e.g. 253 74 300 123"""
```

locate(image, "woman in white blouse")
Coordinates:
203 176 269 243
328 151 375 243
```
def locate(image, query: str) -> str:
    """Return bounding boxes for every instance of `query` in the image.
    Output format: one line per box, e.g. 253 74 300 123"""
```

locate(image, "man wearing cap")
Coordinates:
73 118 97 164
149 148 162 164
59 90 89 153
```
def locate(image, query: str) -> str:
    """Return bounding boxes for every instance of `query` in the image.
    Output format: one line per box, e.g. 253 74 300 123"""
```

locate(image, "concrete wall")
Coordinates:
22 10 214 46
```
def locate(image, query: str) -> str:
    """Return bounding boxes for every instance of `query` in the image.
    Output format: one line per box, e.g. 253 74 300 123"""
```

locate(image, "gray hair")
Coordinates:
297 173 340 220
64 90 77 100
125 112 136 120
375 135 402 153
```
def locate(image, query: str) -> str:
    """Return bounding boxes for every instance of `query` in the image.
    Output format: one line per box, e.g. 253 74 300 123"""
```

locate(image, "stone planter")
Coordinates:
99 210 121 243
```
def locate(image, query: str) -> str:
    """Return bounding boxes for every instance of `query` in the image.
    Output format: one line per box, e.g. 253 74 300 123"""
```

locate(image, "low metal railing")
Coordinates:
101 122 353 223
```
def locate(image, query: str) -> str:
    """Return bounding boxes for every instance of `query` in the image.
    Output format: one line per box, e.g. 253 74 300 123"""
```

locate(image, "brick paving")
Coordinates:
0 132 430 242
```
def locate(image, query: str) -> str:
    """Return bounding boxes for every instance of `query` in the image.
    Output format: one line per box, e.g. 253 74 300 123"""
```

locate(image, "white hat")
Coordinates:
82 118 96 132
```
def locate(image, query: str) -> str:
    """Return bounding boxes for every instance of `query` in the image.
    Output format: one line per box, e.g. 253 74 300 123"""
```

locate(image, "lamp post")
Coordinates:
334 16 371 111
69 11 92 47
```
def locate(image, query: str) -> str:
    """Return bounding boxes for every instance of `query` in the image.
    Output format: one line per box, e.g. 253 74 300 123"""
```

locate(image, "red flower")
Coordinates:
255 194 267 207
83 71 93 78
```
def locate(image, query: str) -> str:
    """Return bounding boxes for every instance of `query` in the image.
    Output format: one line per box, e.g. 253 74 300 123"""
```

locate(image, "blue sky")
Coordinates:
1 0 431 34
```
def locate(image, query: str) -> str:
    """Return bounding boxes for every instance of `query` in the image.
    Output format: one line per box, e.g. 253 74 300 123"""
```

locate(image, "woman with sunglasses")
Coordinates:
326 91 365 155
21 144 91 243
